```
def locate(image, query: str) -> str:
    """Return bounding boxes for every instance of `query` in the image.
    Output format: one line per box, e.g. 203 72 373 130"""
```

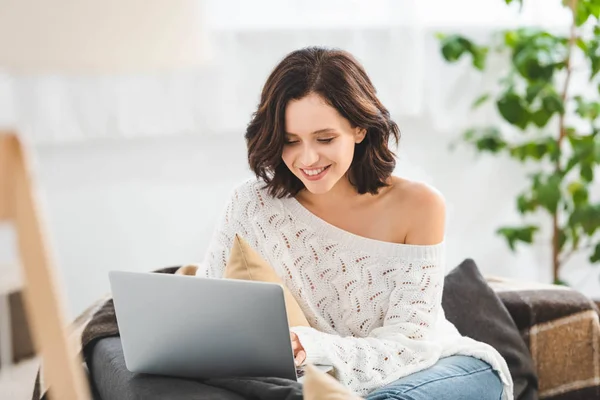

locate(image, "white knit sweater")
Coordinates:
197 178 513 398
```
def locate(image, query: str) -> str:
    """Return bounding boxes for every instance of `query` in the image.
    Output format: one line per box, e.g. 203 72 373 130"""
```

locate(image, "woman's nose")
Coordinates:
299 145 319 166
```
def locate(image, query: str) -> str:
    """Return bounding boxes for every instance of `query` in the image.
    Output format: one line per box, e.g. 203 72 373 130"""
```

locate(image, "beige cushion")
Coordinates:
303 364 362 400
175 265 198 276
224 234 311 328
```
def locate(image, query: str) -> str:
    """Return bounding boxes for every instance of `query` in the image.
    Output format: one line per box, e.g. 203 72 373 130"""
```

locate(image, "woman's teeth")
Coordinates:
302 166 327 176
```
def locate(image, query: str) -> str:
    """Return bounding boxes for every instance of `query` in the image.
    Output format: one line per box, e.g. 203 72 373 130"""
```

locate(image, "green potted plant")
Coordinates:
437 0 600 284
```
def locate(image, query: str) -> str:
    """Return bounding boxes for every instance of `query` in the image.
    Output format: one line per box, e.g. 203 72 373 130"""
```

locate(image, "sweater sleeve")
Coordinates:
290 253 446 395
196 181 259 278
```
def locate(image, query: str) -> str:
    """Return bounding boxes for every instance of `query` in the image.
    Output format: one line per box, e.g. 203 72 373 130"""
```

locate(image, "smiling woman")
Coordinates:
283 94 366 192
199 46 514 399
246 47 399 199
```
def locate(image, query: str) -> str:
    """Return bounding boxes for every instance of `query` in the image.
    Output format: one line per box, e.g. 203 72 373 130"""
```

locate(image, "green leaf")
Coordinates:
509 138 558 162
510 29 565 82
472 93 491 109
586 37 600 79
572 0 600 27
565 154 580 174
590 243 600 263
577 37 589 53
463 128 476 141
439 35 488 70
525 82 546 103
440 35 471 63
504 31 518 48
497 91 530 129
497 225 539 251
541 90 565 115
463 127 507 153
574 96 600 120
472 47 489 70
581 164 594 182
554 278 569 286
532 172 563 213
567 132 597 174
558 228 568 252
569 203 600 236
571 224 581 250
567 181 589 206
531 109 553 127
505 0 523 9
516 193 538 214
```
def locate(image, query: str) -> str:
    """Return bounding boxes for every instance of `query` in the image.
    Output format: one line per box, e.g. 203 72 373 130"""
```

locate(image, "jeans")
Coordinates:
365 356 504 400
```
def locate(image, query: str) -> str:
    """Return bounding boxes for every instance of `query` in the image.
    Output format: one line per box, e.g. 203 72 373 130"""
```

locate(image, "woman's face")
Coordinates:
283 92 365 195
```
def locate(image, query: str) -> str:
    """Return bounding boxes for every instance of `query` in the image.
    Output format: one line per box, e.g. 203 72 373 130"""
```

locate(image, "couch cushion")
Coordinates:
442 258 538 400
224 234 310 328
89 336 247 400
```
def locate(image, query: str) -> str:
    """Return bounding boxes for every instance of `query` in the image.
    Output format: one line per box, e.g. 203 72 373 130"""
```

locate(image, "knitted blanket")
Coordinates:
488 277 600 400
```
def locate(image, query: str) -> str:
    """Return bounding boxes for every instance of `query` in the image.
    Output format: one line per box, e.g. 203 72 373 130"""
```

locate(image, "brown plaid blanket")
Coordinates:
487 277 600 400
32 270 600 400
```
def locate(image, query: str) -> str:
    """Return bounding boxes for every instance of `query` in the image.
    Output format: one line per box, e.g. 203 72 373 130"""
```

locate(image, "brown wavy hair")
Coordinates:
245 46 400 199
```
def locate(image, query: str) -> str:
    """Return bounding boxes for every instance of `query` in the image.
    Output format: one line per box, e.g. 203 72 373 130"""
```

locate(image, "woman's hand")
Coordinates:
290 332 306 366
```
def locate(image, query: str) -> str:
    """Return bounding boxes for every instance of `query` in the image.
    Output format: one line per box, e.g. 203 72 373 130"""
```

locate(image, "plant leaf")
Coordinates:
567 181 589 206
497 225 539 251
542 90 565 115
532 172 563 213
472 93 491 109
558 228 568 252
497 91 530 129
516 193 538 214
590 243 600 263
569 203 600 236
525 82 546 103
581 164 594 182
531 109 553 127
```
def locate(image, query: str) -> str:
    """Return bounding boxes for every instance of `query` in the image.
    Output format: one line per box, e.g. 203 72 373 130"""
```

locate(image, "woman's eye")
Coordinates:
318 138 334 143
284 140 299 145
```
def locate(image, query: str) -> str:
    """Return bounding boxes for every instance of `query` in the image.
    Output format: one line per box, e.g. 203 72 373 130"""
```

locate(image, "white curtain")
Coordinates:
0 0 571 144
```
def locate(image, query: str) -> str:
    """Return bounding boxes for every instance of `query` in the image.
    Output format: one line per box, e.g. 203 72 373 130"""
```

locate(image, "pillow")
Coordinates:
442 258 539 400
302 364 362 400
224 234 311 328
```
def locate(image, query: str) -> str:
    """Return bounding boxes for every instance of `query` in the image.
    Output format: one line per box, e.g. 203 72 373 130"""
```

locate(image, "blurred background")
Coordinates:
0 0 596 340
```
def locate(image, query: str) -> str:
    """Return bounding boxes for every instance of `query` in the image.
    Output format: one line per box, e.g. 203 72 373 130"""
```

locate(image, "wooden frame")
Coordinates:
0 132 90 399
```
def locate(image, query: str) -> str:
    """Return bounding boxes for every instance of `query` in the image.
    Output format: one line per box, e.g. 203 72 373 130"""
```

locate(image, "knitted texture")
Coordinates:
198 178 513 398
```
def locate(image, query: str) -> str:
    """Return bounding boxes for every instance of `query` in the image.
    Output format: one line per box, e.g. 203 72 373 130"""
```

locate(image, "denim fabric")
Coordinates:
365 356 504 400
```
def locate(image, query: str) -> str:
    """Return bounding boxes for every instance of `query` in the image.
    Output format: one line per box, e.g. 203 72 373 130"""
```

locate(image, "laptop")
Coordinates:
108 270 332 382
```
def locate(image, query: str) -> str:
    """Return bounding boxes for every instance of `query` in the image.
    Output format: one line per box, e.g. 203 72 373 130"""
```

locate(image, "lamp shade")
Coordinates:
0 0 209 73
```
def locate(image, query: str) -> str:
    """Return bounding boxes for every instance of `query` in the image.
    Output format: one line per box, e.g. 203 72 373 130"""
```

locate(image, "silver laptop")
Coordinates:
109 270 331 382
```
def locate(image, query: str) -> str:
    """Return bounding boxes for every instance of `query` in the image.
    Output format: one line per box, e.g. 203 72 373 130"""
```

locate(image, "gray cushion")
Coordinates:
442 258 538 400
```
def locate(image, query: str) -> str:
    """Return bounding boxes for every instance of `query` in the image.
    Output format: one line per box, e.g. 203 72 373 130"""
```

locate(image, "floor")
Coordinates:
0 358 39 400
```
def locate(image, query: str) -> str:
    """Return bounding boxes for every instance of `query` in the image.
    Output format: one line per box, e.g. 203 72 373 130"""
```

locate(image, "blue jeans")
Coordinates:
365 356 504 400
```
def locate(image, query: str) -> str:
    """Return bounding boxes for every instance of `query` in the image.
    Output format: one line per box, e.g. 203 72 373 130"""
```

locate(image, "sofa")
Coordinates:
30 259 600 400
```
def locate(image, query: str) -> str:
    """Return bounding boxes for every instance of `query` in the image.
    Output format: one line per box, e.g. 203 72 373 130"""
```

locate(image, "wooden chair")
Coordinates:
0 132 90 399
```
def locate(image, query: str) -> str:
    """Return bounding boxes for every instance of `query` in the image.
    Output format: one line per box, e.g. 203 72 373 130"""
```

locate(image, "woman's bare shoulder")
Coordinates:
388 176 446 245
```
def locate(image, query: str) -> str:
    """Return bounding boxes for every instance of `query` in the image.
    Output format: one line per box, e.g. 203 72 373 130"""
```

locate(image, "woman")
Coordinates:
198 47 512 400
